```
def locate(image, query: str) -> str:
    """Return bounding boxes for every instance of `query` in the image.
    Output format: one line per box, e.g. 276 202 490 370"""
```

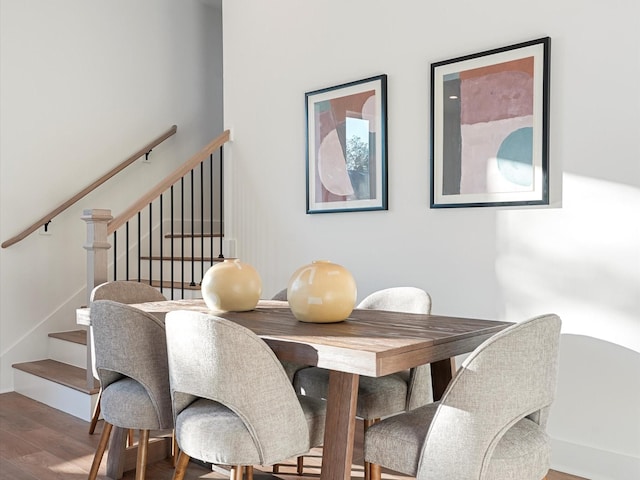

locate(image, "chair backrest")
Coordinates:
90 280 166 304
358 287 432 314
271 288 288 301
88 281 166 379
91 299 173 429
165 310 311 465
359 287 432 409
416 314 561 480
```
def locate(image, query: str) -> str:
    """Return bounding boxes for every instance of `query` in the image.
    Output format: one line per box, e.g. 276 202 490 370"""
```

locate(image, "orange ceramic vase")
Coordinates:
287 260 357 323
201 259 262 312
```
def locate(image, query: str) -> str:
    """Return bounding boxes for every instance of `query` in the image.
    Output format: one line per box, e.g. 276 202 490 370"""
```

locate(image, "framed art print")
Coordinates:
430 37 550 208
306 74 388 213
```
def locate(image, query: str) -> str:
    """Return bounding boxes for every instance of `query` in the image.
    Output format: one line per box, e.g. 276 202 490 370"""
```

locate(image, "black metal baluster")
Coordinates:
200 162 204 283
170 185 175 300
137 212 141 282
219 145 224 259
181 177 185 298
148 202 153 286
209 153 214 268
159 194 164 295
113 231 117 280
190 170 195 286
126 222 130 280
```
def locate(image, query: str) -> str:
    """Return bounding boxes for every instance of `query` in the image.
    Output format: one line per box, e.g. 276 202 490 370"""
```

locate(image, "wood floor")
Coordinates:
0 392 587 480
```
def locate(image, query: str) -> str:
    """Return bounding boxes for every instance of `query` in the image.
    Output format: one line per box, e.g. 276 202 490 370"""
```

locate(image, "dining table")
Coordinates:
77 298 511 480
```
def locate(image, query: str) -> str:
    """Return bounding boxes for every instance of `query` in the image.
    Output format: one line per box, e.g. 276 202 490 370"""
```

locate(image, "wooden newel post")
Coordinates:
82 209 113 391
82 208 113 305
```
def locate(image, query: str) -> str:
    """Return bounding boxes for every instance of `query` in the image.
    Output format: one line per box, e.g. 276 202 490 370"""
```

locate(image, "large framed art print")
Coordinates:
306 75 388 214
430 37 550 208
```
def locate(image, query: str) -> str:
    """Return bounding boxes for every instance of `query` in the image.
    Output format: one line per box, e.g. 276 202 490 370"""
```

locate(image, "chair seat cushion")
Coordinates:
365 403 549 479
101 377 169 430
176 398 262 465
365 402 438 475
176 395 327 466
294 367 409 420
484 417 550 480
297 394 327 448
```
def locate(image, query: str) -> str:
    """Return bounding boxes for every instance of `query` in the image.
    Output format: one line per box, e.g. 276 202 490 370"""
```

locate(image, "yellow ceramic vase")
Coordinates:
287 260 357 323
201 259 262 312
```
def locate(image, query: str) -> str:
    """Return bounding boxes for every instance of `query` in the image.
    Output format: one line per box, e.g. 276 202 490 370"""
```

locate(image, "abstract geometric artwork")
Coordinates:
431 38 550 208
306 75 387 213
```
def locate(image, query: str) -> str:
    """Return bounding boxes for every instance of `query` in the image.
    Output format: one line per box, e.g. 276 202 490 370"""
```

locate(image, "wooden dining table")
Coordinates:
77 298 511 480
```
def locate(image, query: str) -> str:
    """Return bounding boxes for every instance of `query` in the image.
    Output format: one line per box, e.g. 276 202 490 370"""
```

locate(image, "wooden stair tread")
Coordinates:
140 255 225 262
145 279 202 290
164 233 222 238
48 329 87 346
12 359 99 395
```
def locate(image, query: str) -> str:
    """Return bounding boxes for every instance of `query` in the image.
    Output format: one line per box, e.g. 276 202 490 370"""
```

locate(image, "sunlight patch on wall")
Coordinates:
495 173 640 352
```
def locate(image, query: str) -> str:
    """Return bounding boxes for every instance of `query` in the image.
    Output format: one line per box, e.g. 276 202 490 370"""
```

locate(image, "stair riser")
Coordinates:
157 288 203 300
13 370 98 422
139 259 216 280
48 337 87 369
119 220 222 258
113 259 220 284
134 244 223 259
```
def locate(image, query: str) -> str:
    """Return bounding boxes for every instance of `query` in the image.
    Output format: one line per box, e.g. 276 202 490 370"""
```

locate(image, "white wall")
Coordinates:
0 0 223 391
222 1 640 478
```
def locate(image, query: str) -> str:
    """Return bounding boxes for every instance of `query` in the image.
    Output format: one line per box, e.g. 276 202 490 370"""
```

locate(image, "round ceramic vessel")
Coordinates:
287 260 357 323
201 259 262 312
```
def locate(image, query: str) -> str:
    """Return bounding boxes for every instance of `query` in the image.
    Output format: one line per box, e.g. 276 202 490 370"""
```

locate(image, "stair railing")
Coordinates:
83 129 231 305
1 125 178 249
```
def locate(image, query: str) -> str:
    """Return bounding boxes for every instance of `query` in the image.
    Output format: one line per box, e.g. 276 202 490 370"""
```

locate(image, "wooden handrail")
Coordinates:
1 125 178 248
108 129 231 235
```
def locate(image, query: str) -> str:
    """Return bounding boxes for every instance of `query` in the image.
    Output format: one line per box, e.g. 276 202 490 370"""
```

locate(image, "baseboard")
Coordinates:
551 437 640 479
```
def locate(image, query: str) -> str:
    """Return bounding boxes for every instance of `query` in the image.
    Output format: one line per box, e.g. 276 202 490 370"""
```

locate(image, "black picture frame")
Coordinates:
430 37 550 208
305 74 388 214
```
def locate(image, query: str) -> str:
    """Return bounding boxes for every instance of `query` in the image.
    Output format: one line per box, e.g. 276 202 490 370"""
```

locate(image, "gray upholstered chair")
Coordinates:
165 310 327 480
293 286 432 478
271 288 288 301
364 314 562 480
270 288 308 383
87 300 174 480
270 288 312 474
88 281 166 434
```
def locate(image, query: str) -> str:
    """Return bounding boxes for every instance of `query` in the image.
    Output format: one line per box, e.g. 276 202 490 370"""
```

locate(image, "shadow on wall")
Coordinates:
548 333 640 477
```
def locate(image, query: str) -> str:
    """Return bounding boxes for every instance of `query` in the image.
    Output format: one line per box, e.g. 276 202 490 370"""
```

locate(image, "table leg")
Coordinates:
106 425 127 479
106 427 173 478
320 370 359 480
430 357 456 401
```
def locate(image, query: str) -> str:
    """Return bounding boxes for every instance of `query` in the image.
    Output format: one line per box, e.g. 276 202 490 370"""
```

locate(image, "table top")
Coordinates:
77 298 511 377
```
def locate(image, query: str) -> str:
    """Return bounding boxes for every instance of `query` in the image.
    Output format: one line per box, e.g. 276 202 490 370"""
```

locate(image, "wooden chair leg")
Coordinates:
135 429 150 480
230 466 243 480
369 462 382 480
272 457 303 475
172 451 191 480
246 465 254 480
171 430 179 467
127 428 135 447
363 419 379 480
88 421 113 480
88 389 102 434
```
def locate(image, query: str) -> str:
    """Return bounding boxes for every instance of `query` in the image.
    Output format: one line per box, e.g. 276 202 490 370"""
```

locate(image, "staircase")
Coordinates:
12 330 99 421
11 233 219 421
10 129 231 421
